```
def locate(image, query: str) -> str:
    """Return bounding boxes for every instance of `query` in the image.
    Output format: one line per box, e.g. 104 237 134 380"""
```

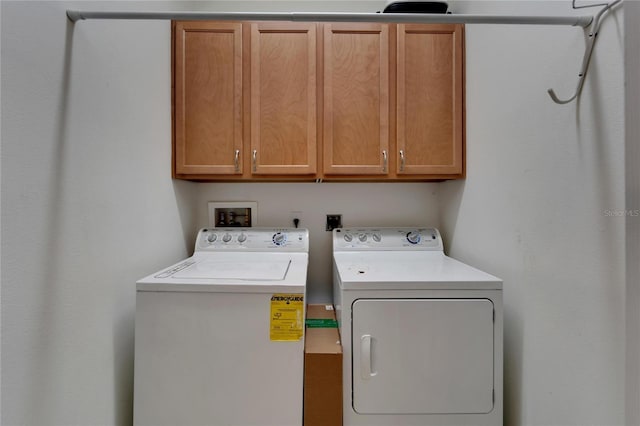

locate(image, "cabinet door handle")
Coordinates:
382 150 388 173
399 150 405 172
234 149 240 172
252 150 257 172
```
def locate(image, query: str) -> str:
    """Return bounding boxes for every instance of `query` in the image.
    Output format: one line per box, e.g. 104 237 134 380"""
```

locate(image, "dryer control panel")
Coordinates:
196 228 309 252
333 227 443 251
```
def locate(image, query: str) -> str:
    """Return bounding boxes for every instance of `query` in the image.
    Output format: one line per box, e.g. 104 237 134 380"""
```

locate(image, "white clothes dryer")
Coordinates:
134 228 309 426
332 227 503 426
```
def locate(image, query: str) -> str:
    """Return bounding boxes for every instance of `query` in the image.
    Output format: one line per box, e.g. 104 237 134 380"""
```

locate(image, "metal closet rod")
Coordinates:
65 10 593 27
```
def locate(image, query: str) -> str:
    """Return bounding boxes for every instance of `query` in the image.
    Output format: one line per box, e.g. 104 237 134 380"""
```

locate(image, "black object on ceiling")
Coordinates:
382 1 449 14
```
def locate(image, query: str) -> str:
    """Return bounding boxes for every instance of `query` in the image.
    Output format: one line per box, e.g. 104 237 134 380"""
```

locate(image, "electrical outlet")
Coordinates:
326 214 342 231
289 211 303 229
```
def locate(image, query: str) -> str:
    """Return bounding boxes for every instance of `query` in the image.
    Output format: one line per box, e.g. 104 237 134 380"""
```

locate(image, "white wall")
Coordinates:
0 1 629 426
1 2 198 425
440 1 625 425
625 2 640 425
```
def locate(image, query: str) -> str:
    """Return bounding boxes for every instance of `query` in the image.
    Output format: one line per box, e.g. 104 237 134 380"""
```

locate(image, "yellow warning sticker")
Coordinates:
270 294 304 341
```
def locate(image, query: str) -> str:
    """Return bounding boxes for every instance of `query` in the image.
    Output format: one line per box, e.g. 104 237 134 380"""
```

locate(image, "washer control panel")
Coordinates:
195 228 309 252
333 227 443 251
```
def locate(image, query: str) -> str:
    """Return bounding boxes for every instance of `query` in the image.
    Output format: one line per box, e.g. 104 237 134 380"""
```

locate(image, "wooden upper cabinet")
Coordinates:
396 24 464 176
172 21 464 181
323 23 390 176
174 22 243 176
250 23 317 175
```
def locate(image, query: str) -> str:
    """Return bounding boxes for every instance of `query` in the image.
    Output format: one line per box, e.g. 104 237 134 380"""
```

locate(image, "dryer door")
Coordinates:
352 298 494 414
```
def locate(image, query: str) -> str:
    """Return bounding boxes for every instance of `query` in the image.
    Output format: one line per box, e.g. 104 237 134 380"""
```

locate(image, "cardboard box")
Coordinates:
304 304 343 426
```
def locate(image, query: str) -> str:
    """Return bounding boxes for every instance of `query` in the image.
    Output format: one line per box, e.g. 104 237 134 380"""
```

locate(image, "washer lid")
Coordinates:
172 259 291 281
334 251 501 290
137 252 307 293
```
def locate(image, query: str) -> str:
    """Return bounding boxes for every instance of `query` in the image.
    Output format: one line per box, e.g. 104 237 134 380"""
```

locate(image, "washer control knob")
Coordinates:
222 233 233 243
372 233 382 242
237 233 247 243
343 233 353 242
358 233 368 242
207 233 217 243
273 232 286 246
406 231 421 244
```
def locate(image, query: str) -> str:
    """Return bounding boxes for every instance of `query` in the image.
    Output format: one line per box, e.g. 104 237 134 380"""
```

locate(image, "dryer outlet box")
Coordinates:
326 215 342 231
304 304 343 426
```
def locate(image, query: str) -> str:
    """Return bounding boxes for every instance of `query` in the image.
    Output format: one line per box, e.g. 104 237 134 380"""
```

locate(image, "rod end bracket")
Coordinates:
66 10 84 22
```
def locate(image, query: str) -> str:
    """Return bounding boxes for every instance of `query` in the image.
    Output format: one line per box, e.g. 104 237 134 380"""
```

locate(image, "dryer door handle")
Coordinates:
360 334 377 379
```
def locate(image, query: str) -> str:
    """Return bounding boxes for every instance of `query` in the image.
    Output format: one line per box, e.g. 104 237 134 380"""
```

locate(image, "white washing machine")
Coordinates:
134 228 309 426
332 227 503 426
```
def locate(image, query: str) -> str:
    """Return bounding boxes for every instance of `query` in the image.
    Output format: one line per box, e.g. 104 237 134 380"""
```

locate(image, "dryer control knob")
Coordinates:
358 233 368 242
273 232 286 246
372 233 382 242
343 233 353 242
237 233 247 243
406 231 421 244
222 233 233 243
207 233 217 243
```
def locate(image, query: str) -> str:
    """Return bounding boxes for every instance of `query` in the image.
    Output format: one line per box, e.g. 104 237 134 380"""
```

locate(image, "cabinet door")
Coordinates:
352 298 495 414
174 22 243 175
397 24 464 175
251 23 317 175
323 23 389 176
